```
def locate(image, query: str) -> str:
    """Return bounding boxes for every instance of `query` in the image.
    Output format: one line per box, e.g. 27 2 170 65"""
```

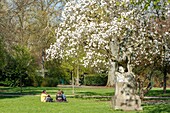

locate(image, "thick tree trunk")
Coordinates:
106 40 119 87
107 61 116 87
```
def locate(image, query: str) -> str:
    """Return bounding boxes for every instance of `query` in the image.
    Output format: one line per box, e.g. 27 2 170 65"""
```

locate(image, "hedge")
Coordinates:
84 74 107 86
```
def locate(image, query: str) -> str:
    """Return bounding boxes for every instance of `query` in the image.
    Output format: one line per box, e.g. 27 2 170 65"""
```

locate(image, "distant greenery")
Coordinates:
0 45 36 87
84 74 107 86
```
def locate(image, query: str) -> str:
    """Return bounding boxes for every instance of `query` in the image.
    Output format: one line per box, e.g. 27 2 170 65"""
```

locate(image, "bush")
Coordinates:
32 75 43 87
45 59 70 85
84 74 107 86
41 77 58 87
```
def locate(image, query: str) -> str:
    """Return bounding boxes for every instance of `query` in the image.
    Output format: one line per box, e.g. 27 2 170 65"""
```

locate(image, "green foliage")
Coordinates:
84 73 107 86
45 59 70 85
0 38 6 69
41 77 58 87
0 38 7 84
0 0 63 87
32 75 43 87
1 45 36 87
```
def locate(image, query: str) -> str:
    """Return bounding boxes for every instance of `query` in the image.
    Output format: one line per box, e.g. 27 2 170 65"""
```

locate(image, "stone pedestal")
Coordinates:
111 82 142 111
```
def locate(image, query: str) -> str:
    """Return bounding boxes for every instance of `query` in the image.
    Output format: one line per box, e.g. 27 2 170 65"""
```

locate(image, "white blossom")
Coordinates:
46 0 169 69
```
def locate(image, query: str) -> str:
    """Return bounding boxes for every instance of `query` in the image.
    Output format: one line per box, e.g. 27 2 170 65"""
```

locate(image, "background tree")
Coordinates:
0 0 65 87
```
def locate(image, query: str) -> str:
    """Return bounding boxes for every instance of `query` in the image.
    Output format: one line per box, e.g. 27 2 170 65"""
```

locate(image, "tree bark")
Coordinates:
163 64 167 94
106 40 119 87
75 64 80 86
107 61 117 87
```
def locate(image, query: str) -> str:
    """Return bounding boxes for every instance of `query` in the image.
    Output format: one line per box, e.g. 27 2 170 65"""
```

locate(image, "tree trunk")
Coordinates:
71 71 75 95
106 40 119 87
107 61 117 87
75 64 80 86
163 64 167 94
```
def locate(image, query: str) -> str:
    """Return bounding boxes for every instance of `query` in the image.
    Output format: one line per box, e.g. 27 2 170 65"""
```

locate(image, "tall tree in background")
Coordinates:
0 0 65 86
1 0 63 66
27 0 63 68
0 0 8 70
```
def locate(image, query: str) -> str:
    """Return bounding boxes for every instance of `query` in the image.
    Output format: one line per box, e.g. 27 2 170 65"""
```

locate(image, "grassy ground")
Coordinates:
0 96 116 113
0 95 170 113
0 86 170 113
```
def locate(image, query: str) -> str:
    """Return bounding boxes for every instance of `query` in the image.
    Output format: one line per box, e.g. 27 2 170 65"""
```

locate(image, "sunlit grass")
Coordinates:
0 96 125 113
0 87 170 113
0 96 170 113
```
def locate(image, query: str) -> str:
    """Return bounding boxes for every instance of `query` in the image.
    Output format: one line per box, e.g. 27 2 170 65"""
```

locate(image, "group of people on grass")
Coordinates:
41 89 67 102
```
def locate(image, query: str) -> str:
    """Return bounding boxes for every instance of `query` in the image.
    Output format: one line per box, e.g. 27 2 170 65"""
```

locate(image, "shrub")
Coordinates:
41 77 58 87
84 74 107 86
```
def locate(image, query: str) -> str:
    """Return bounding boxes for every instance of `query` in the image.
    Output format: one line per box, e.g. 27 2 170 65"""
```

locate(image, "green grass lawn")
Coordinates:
0 96 114 113
0 96 170 113
0 86 170 113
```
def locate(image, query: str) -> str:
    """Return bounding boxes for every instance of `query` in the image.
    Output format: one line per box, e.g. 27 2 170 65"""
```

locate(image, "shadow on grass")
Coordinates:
144 104 170 113
76 91 114 96
145 89 170 97
0 87 42 98
75 91 113 101
0 95 23 99
0 87 62 100
77 91 100 96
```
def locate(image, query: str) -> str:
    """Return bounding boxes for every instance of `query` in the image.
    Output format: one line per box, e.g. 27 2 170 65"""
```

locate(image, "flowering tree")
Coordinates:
46 0 170 88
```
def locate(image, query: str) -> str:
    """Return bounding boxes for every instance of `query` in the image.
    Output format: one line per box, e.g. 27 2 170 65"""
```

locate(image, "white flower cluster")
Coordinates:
46 0 170 68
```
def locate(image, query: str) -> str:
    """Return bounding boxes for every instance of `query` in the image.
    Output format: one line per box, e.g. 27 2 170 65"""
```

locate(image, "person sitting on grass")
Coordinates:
41 90 53 102
56 89 63 102
56 90 67 102
61 91 67 102
46 94 53 102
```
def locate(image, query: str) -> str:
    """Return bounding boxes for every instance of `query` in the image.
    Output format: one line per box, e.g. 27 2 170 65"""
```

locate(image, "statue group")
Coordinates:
112 66 143 111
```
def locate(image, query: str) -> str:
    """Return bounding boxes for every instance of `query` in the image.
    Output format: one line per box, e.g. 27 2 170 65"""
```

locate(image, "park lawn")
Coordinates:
0 96 127 113
0 96 170 113
0 87 170 113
